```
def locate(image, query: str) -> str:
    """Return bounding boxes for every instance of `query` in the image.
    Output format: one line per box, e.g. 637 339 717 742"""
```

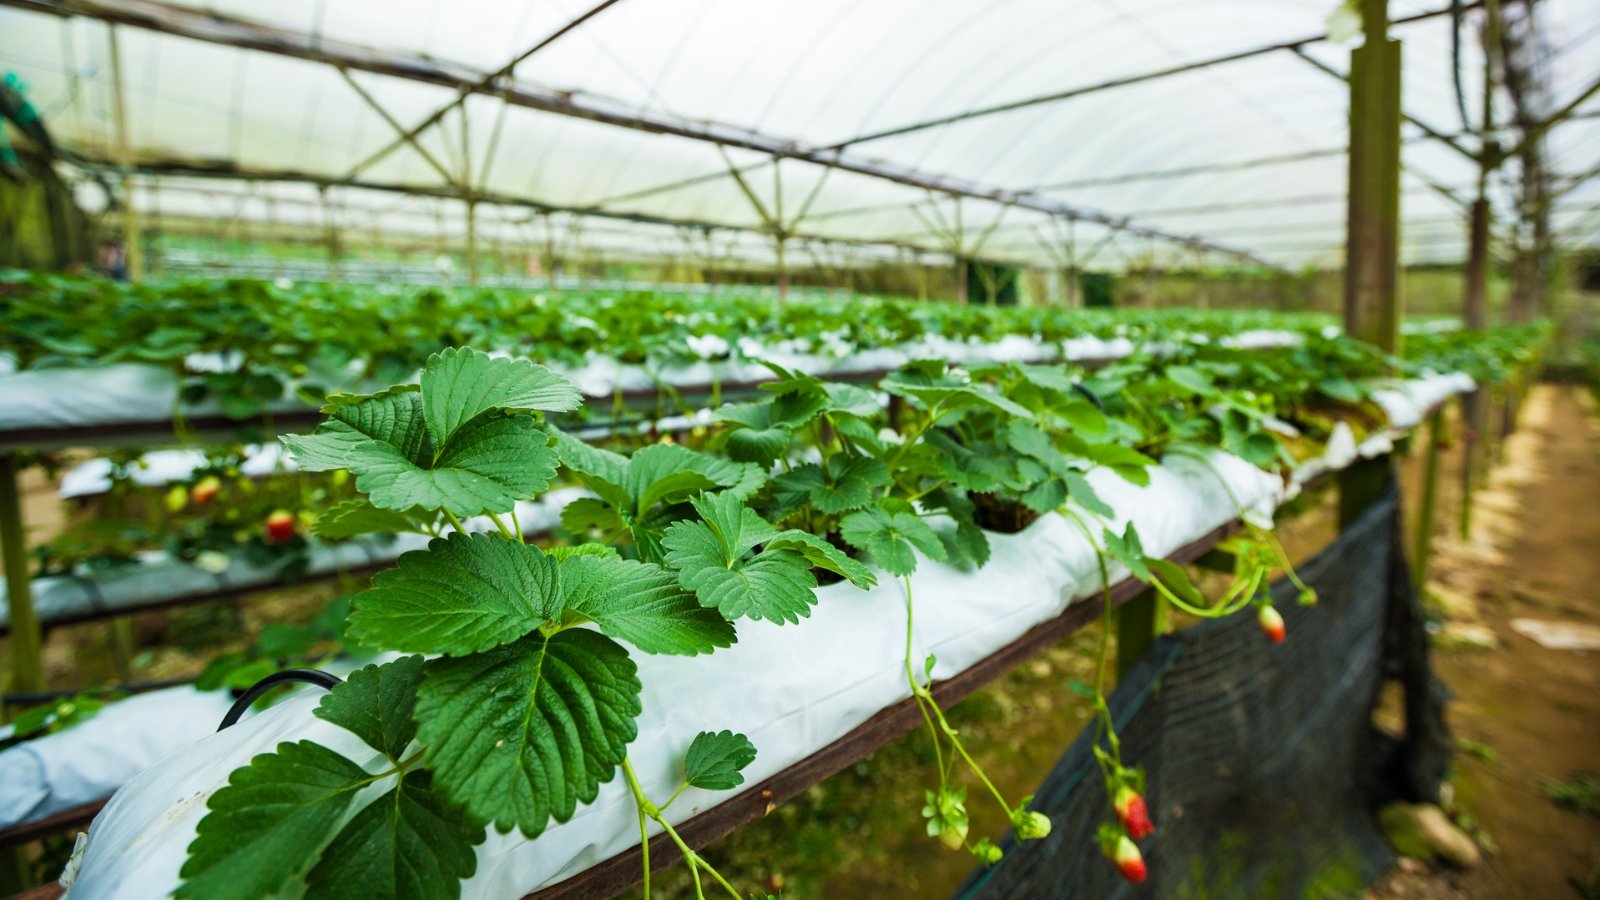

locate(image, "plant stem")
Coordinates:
489 510 519 541
927 696 1012 814
902 576 947 785
441 509 468 535
622 757 740 900
621 758 659 899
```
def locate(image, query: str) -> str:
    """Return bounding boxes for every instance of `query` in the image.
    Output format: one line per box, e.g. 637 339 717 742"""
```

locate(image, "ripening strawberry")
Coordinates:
264 509 296 544
1258 604 1286 644
190 476 221 506
1107 834 1147 883
1114 786 1154 840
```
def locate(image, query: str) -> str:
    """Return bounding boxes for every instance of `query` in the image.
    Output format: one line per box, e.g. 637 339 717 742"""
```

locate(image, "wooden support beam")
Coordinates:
106 24 143 281
1411 411 1444 593
1114 587 1164 680
1340 1 1404 523
1343 0 1404 354
1 454 43 695
1462 195 1491 328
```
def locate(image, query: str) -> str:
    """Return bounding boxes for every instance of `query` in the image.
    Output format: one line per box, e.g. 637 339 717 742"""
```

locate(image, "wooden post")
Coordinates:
775 233 789 304
1342 0 1403 355
465 198 480 286
1115 588 1163 680
1 454 42 696
1411 411 1444 593
108 25 144 281
1462 197 1490 329
1340 0 1402 524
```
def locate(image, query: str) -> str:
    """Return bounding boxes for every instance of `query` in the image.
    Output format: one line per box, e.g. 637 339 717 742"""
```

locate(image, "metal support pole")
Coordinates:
1411 411 1444 593
1 454 42 695
107 25 143 281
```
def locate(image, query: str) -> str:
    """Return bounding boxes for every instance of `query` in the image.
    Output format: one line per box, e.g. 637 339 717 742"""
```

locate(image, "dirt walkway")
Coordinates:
1375 384 1600 898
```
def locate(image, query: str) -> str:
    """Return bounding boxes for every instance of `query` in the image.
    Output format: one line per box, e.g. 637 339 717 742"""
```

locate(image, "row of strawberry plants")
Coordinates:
1 271 1347 422
69 319 1532 899
9 318 1535 591
2 324 1538 817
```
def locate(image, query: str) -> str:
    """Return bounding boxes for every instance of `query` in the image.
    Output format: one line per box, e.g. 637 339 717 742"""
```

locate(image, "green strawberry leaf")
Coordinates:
1102 524 1150 582
415 629 641 838
661 492 820 624
313 499 427 539
725 424 792 468
313 655 425 761
1083 443 1154 487
177 741 371 899
560 496 629 538
811 456 889 514
349 532 561 655
358 412 557 516
559 554 736 655
1065 472 1114 519
1165 365 1213 395
421 347 581 445
683 730 758 791
304 771 483 900
281 387 429 472
1147 558 1208 607
839 506 948 577
765 529 877 589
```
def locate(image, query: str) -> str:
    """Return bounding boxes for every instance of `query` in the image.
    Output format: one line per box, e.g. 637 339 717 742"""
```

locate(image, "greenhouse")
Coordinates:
0 0 1598 897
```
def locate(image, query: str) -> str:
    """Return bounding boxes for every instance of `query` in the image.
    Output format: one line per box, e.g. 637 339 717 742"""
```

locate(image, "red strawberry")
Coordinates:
264 509 296 544
190 476 221 506
1114 786 1155 840
1107 834 1147 884
1259 604 1286 644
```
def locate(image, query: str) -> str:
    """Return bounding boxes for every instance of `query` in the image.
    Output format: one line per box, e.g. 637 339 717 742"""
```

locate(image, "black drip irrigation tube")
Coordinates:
216 668 341 731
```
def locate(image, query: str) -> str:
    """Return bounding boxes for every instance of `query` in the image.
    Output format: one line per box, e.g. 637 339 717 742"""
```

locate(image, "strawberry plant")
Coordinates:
177 347 833 899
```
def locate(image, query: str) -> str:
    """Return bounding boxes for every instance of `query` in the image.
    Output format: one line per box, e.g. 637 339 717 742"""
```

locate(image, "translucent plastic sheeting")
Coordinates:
50 372 1471 897
3 0 1595 270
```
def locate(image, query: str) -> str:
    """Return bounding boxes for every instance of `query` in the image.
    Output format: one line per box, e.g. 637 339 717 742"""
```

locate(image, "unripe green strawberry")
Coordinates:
970 838 1003 865
1011 809 1051 840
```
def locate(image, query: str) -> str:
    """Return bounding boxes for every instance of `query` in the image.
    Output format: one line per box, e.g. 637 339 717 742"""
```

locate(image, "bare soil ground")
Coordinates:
1371 384 1600 899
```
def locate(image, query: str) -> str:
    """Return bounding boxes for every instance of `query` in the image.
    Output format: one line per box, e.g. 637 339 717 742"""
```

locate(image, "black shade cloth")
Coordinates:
957 485 1439 898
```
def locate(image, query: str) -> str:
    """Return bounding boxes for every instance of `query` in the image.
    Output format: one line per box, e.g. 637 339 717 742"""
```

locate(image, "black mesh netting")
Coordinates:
956 484 1446 898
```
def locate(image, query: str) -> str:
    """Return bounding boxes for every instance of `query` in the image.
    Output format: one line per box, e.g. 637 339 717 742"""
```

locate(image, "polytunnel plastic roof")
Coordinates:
1 0 1597 269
